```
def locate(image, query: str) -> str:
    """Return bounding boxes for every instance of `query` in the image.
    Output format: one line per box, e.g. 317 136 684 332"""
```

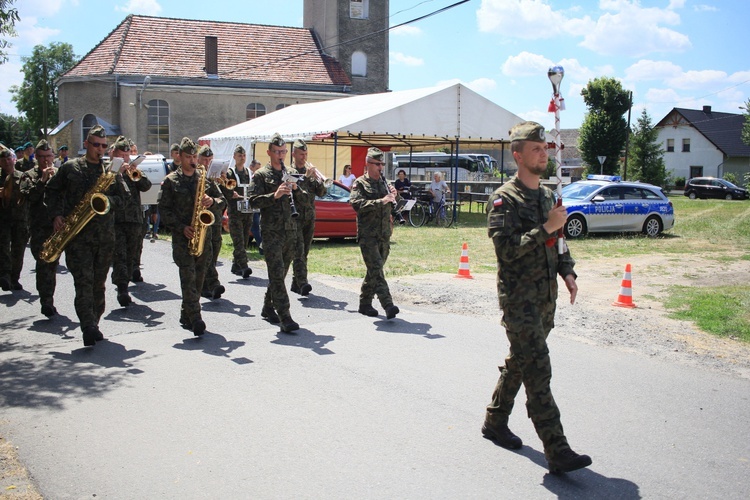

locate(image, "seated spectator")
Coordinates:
394 169 412 199
339 164 356 188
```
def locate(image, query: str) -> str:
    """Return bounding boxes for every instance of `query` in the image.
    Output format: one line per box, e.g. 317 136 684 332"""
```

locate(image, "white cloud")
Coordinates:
391 25 422 36
466 78 497 93
625 60 683 81
0 60 24 115
389 51 423 67
115 0 162 16
666 69 727 90
501 51 553 77
693 4 717 12
477 0 567 39
16 17 60 46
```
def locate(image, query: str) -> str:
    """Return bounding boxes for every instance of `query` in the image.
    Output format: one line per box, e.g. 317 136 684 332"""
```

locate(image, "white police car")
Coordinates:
561 175 675 238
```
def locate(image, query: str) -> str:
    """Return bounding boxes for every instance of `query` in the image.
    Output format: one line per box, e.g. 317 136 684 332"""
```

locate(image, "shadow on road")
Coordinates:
374 318 444 340
172 332 249 363
129 282 181 303
296 293 348 312
105 303 166 328
271 329 335 355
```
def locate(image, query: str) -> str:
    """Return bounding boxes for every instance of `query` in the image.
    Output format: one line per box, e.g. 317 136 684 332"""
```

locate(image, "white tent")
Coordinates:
200 83 524 160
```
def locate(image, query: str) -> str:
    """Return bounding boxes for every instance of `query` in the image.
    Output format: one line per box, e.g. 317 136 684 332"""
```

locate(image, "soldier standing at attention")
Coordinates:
349 147 400 320
57 145 69 165
197 145 227 300
248 133 300 333
110 136 152 307
15 141 35 172
21 140 59 316
158 137 221 336
221 145 253 279
290 138 326 296
45 125 127 346
481 121 591 474
0 145 30 292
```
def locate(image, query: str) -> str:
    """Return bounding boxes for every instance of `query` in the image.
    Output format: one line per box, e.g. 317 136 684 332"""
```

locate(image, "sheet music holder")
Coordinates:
129 155 146 167
108 157 124 173
395 199 416 213
207 159 229 178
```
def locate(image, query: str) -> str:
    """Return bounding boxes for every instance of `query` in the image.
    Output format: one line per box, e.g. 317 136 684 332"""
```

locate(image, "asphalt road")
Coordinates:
1 239 749 499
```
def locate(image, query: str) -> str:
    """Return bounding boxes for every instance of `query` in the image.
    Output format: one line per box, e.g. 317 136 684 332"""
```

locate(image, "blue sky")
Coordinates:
2 0 748 132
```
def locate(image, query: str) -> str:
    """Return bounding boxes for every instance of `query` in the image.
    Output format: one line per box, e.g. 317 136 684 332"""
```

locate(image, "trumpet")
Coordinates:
214 176 237 190
126 168 143 181
305 164 333 188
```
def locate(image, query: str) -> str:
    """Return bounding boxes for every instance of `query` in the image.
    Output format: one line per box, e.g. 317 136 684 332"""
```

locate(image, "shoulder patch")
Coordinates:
493 198 503 207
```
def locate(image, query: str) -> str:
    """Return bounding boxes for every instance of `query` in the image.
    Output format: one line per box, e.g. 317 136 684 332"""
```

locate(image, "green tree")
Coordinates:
0 112 32 148
578 77 631 176
741 98 750 146
9 42 78 136
0 0 20 64
628 109 666 186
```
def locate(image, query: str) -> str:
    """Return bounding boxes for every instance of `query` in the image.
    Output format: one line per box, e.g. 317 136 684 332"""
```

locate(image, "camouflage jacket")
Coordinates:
44 157 127 234
20 164 56 229
14 157 35 173
349 172 400 241
158 167 223 236
207 179 227 228
222 165 252 215
292 162 327 221
115 172 152 224
248 163 301 231
0 169 30 223
486 176 576 307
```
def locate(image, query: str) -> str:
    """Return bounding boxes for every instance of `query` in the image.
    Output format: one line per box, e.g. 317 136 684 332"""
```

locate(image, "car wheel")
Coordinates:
688 191 697 200
564 214 586 238
642 215 663 237
725 194 733 200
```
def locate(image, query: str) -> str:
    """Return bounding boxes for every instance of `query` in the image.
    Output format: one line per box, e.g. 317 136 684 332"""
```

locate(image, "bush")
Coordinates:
674 176 686 188
723 172 738 185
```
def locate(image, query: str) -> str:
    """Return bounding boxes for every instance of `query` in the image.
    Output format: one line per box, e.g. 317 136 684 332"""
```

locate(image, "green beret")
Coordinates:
88 125 106 139
293 138 307 151
198 145 213 157
112 135 131 152
234 144 245 154
23 141 33 149
509 121 546 142
366 147 384 161
269 133 285 148
58 145 68 151
15 146 23 153
36 139 52 151
179 137 198 155
0 147 12 158
170 143 180 152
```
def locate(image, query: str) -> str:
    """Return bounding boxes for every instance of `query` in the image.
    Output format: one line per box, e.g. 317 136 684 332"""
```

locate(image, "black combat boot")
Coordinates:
385 304 400 319
192 316 206 336
82 326 98 347
290 282 300 294
280 316 299 333
231 263 242 276
41 304 57 317
132 269 144 282
242 267 253 279
547 448 592 474
299 284 312 296
117 284 132 307
211 285 225 300
481 422 523 450
358 303 378 317
261 306 280 324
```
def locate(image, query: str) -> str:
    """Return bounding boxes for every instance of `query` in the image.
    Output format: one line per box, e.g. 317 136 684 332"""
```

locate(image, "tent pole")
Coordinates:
452 138 460 222
333 133 338 179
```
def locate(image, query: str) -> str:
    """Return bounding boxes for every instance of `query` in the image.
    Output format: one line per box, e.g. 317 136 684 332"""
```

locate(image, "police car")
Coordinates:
561 175 675 238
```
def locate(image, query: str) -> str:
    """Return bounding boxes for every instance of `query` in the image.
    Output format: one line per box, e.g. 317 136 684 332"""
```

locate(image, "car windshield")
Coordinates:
720 179 741 189
317 182 350 202
562 182 603 200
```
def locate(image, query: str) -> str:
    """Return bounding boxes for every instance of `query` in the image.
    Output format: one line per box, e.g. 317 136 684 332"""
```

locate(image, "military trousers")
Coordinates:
172 232 210 321
0 220 29 283
228 212 253 268
203 223 223 292
358 237 393 308
292 217 315 288
261 226 296 318
485 300 569 458
29 226 58 307
112 222 142 287
65 229 114 331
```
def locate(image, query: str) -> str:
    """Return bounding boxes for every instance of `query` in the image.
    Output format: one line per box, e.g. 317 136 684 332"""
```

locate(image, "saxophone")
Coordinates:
187 164 215 257
40 169 116 263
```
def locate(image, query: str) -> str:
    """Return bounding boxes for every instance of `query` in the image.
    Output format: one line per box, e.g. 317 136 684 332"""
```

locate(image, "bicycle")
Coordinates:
408 189 454 228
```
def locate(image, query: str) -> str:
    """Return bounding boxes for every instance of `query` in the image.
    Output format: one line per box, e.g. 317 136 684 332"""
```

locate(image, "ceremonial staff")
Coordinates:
547 65 565 254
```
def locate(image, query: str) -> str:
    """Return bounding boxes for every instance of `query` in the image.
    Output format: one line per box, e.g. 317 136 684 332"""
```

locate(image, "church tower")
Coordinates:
304 0 389 95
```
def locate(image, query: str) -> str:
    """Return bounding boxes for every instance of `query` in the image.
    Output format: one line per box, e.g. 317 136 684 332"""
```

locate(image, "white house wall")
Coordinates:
657 125 724 179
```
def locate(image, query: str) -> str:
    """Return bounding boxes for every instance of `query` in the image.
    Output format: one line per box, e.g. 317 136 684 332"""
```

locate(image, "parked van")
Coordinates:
134 154 169 205
391 152 489 181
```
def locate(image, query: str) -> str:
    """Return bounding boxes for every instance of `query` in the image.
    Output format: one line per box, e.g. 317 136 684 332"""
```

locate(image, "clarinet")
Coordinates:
280 160 299 219
382 171 406 225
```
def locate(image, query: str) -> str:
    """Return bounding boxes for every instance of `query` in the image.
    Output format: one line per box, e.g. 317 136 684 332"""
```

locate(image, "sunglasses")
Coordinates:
89 141 108 149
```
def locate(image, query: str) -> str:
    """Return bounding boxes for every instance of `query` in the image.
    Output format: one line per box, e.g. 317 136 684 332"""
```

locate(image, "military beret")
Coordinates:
36 139 52 151
366 147 384 161
0 146 12 158
292 138 307 151
509 121 546 142
234 144 245 154
58 145 68 151
269 133 285 148
198 145 213 157
179 137 198 155
170 143 180 152
23 141 33 149
112 136 131 152
14 146 24 153
88 125 106 139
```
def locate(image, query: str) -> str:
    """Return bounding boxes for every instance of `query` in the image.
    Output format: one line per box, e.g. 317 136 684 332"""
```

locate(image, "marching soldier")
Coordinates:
220 145 253 279
158 137 222 336
110 136 152 307
0 146 30 292
349 147 400 320
247 133 300 333
44 125 127 346
289 138 326 296
197 145 227 300
21 140 59 316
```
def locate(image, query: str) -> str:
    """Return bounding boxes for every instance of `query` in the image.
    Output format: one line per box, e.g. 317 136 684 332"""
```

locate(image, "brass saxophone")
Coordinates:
40 170 116 263
188 164 215 257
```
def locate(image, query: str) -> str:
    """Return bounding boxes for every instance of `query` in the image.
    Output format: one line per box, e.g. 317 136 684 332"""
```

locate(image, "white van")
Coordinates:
133 154 169 205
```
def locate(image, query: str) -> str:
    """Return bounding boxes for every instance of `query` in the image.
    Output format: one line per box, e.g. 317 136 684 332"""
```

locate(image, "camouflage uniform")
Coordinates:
484 175 577 460
158 165 223 327
22 160 58 309
291 162 327 292
248 162 299 321
202 178 227 296
44 156 126 334
14 156 34 173
222 166 253 274
0 165 30 290
349 171 399 310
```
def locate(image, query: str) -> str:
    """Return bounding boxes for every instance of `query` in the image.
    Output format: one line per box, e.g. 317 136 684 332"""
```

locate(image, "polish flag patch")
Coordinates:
493 198 503 207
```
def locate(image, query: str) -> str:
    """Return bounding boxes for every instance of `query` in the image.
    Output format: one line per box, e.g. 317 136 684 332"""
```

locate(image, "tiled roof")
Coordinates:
63 14 351 87
658 107 750 158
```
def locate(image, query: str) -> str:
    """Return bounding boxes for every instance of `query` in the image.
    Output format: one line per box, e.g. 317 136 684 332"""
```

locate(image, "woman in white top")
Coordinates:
339 164 356 188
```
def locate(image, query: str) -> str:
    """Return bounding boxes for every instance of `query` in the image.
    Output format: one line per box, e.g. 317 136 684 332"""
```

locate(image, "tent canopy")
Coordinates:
200 83 523 159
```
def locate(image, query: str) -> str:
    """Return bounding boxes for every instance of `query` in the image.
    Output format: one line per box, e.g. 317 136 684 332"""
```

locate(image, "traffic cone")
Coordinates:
454 242 473 279
612 263 636 308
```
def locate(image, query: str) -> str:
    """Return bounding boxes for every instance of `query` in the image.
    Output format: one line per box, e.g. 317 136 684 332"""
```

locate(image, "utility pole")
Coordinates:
42 61 48 140
623 90 633 180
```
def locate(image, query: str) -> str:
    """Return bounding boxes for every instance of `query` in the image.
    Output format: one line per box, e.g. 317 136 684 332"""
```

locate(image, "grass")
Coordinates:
664 285 750 342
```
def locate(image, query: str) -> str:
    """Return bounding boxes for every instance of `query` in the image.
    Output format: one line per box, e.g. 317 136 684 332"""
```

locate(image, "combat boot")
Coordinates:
358 303 378 317
0 276 11 291
82 326 98 347
547 448 592 474
117 284 132 307
211 285 225 300
132 269 144 282
299 284 312 296
385 304 400 320
192 316 206 336
41 304 57 317
290 282 301 294
481 422 523 450
261 306 280 324
231 263 242 276
242 267 253 279
280 316 299 333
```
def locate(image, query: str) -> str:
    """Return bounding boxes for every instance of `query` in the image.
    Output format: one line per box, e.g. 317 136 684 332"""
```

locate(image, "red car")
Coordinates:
314 181 358 238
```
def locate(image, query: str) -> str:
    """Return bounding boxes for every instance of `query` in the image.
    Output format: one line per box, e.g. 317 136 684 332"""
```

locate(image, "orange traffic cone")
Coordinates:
454 242 473 279
612 263 636 308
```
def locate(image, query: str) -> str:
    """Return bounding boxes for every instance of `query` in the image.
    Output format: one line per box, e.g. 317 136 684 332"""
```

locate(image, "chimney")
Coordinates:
702 105 712 114
205 36 218 78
